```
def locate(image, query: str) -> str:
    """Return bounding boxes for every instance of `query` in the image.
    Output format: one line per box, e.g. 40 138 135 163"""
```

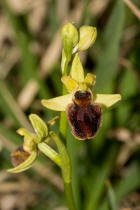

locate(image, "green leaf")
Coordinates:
70 53 85 83
106 182 117 210
95 0 125 92
99 164 140 210
86 144 118 210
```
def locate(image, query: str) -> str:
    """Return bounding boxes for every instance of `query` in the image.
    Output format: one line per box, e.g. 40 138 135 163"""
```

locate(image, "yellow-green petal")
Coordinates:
7 151 37 173
42 94 72 111
84 73 96 88
29 114 48 142
70 53 84 83
61 76 78 93
78 26 97 51
17 128 36 153
93 94 121 108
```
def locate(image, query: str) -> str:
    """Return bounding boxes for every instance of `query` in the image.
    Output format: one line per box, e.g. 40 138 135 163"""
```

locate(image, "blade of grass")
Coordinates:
85 143 119 210
95 0 125 93
106 181 117 210
67 128 82 210
98 163 140 210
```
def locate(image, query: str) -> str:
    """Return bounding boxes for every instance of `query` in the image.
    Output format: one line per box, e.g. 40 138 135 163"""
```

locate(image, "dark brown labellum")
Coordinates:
11 145 30 167
66 90 102 140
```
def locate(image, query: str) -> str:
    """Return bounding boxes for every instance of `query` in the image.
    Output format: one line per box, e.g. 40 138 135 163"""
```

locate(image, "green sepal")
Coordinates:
93 94 121 108
42 94 72 111
78 26 97 51
70 53 84 83
29 114 48 143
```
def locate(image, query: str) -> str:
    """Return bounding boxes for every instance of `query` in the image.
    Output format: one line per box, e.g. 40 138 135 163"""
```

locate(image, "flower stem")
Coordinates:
64 182 77 210
59 85 68 139
59 56 68 139
50 132 77 210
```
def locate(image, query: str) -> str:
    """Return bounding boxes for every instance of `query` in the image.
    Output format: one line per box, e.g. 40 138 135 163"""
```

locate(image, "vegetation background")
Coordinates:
0 0 140 209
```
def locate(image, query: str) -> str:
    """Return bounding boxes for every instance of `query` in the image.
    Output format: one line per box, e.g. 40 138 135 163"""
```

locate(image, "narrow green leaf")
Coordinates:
86 144 118 210
99 164 140 210
106 182 117 210
95 0 125 92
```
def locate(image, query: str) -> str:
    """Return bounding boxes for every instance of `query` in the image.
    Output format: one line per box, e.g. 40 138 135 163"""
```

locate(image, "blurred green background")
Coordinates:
0 0 140 209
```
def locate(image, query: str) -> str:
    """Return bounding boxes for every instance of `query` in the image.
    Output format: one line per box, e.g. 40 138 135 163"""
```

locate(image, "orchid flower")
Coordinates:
42 53 121 140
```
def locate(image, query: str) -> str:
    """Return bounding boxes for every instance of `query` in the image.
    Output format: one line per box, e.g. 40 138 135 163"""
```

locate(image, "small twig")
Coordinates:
124 0 140 20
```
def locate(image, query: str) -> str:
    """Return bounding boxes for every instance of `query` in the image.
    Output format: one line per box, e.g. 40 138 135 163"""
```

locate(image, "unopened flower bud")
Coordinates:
78 26 97 51
61 23 78 61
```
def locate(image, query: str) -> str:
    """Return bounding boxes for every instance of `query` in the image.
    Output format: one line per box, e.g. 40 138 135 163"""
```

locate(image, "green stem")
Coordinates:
58 45 77 209
50 132 77 210
59 85 68 139
59 57 68 139
64 182 77 210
